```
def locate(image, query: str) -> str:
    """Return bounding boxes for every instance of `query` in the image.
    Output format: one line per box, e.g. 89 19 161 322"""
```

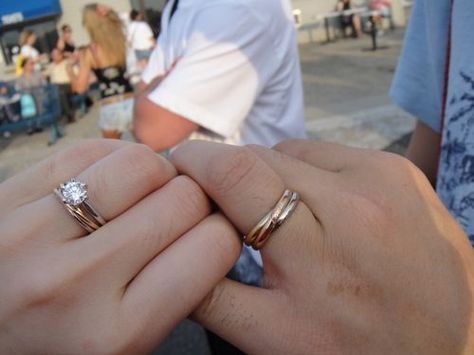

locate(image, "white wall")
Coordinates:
58 0 132 47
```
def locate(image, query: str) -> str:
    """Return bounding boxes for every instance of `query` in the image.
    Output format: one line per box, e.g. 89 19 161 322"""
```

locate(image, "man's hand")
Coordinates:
172 139 474 354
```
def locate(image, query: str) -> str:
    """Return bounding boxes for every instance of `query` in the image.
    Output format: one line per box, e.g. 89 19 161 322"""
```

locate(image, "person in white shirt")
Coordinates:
134 2 306 351
134 0 306 153
127 10 155 71
19 30 40 60
18 30 48 74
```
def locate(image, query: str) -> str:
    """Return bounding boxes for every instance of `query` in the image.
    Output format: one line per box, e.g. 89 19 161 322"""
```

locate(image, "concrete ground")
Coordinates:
0 29 414 353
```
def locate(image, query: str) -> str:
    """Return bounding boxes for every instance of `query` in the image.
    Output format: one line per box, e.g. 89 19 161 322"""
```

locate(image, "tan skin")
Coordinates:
405 120 442 187
0 139 473 353
0 140 241 353
172 140 474 354
67 46 124 139
133 79 199 152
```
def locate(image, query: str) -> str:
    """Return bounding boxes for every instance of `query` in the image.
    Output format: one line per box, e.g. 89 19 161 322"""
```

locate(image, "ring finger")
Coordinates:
12 144 177 242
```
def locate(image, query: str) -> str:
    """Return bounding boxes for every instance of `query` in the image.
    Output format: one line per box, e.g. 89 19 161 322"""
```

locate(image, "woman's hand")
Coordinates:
0 140 241 354
172 140 474 354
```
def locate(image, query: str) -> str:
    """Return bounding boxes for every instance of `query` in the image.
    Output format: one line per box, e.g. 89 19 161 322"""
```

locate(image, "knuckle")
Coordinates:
206 146 259 196
272 138 300 151
206 215 241 264
118 144 176 184
371 151 428 185
117 144 158 174
170 175 210 218
45 140 115 181
349 193 393 234
272 139 304 157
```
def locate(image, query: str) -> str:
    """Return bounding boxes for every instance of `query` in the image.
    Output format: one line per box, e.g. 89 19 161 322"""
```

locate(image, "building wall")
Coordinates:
58 0 132 47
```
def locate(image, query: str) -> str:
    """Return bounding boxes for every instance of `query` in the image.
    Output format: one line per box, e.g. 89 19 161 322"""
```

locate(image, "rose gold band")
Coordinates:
244 189 300 250
62 201 106 233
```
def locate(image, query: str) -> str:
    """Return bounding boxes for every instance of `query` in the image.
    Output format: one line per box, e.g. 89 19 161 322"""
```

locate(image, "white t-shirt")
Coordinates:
128 21 154 51
141 0 307 147
20 45 39 59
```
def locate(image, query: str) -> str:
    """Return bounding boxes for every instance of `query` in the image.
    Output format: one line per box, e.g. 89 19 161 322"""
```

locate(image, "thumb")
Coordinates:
192 278 285 354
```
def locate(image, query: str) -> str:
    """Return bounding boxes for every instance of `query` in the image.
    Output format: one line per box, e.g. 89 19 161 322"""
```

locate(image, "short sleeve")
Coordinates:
390 0 451 133
141 45 166 84
141 23 153 40
147 4 274 138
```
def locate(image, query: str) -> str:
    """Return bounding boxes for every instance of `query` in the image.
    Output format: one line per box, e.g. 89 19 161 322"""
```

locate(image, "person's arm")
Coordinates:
134 56 198 152
390 0 448 186
134 83 199 151
134 4 273 152
56 38 65 51
405 120 441 186
67 49 92 94
133 38 197 152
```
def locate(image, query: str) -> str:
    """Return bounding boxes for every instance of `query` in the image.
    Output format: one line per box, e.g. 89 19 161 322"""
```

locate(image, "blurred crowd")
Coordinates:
0 7 155 137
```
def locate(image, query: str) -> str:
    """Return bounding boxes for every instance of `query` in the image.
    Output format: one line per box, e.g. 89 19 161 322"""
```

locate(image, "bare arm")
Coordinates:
405 120 441 186
56 38 65 51
133 80 199 152
67 50 92 94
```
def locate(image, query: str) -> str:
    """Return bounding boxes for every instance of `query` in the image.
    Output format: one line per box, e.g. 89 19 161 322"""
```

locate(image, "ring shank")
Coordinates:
244 189 300 250
54 187 106 234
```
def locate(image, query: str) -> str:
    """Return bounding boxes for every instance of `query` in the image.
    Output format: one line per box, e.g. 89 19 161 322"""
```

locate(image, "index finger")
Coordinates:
170 141 322 271
274 139 371 173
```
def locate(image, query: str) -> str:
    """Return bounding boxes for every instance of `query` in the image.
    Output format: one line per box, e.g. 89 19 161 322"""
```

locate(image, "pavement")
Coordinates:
0 29 415 353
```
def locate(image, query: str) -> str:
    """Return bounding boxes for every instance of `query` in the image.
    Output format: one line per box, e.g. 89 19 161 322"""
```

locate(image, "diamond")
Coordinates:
59 179 88 206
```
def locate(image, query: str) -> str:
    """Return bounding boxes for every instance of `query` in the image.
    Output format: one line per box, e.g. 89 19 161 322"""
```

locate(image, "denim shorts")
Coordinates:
99 97 134 132
135 49 153 61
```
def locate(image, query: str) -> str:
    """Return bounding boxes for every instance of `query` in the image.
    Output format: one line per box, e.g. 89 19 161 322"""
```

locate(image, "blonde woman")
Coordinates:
17 30 47 74
67 3 133 139
19 30 40 60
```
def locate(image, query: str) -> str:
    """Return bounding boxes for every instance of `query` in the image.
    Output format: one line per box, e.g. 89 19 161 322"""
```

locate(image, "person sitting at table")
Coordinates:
336 0 362 38
369 0 392 31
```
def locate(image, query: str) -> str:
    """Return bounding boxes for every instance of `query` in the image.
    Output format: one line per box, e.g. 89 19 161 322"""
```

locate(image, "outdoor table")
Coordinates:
318 7 367 43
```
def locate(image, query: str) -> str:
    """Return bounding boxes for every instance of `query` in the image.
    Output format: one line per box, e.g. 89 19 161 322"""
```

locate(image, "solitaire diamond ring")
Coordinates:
55 178 105 234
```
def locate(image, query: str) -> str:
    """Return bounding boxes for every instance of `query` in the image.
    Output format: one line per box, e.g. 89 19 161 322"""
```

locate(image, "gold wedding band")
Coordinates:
54 178 105 234
244 189 300 250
